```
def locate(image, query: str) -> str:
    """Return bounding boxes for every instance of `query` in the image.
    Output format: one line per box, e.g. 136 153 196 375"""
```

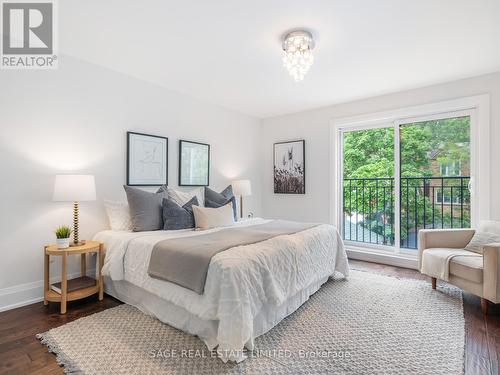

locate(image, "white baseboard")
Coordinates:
0 268 96 312
347 247 418 270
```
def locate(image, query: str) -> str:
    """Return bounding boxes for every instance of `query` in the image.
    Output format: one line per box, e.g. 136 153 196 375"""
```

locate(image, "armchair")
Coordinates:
418 222 500 314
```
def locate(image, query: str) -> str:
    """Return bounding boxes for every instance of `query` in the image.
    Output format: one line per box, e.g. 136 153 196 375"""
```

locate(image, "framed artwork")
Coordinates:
179 140 210 186
273 140 305 194
127 132 168 186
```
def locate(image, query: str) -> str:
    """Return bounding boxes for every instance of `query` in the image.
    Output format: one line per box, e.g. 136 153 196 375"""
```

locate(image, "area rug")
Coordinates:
37 270 464 374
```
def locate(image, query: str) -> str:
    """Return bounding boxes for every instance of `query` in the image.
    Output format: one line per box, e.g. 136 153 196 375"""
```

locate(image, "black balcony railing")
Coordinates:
343 176 471 249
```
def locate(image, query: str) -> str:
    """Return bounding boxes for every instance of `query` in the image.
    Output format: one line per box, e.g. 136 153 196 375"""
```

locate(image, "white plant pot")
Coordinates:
56 238 70 249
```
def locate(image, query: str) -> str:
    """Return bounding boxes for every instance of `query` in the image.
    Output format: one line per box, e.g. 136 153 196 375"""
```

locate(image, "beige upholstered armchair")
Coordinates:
418 221 500 314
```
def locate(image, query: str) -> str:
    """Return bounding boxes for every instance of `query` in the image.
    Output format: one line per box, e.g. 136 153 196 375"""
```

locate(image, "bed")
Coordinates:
94 218 348 362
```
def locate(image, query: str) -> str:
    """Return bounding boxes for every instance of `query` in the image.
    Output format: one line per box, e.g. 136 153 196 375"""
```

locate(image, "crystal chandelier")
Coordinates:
282 30 315 82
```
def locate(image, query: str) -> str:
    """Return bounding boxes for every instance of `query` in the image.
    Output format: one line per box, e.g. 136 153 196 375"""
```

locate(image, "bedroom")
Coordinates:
0 1 499 374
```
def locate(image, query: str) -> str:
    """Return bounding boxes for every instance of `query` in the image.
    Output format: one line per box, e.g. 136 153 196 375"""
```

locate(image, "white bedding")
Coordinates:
94 218 348 361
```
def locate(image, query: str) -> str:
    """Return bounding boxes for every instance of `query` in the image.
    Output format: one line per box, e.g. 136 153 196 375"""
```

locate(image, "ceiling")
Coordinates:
60 0 500 118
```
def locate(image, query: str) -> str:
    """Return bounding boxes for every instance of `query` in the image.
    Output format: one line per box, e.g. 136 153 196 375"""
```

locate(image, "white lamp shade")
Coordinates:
53 175 96 202
232 179 252 197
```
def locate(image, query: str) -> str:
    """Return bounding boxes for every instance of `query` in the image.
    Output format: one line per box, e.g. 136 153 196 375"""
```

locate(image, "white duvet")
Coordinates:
94 218 349 361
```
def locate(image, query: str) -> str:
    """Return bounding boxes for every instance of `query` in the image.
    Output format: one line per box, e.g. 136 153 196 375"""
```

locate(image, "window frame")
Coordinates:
439 160 461 177
330 95 490 267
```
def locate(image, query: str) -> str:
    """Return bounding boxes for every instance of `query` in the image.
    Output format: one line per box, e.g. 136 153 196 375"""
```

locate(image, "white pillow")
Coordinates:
192 203 235 230
104 200 132 231
167 187 204 207
465 231 500 254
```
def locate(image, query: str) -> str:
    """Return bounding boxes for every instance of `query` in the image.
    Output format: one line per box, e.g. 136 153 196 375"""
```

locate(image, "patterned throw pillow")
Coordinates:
103 200 132 231
162 196 199 230
464 232 500 254
157 185 204 207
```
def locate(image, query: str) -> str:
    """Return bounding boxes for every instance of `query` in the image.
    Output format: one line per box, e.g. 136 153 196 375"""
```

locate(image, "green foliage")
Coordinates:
55 225 72 239
343 117 470 180
343 117 471 244
343 128 394 179
400 117 470 177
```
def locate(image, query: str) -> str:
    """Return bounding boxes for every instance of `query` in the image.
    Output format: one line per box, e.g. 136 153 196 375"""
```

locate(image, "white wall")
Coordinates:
261 72 500 223
0 56 262 311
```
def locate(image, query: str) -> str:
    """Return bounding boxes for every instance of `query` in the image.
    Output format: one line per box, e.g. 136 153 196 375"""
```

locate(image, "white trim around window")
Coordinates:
329 94 490 267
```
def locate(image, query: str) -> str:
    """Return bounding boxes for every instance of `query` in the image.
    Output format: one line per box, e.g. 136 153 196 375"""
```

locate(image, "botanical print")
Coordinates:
127 132 168 186
274 140 305 194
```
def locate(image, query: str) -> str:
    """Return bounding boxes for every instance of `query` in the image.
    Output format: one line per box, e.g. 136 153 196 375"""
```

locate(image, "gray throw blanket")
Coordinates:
148 220 317 294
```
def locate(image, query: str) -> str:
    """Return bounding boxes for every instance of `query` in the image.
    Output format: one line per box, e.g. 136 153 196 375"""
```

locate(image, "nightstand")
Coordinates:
44 240 104 314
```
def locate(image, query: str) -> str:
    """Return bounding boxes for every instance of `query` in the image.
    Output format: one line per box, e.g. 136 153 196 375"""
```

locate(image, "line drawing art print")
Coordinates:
127 132 168 186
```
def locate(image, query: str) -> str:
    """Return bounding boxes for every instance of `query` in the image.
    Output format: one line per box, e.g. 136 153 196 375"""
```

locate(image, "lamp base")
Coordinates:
70 240 86 247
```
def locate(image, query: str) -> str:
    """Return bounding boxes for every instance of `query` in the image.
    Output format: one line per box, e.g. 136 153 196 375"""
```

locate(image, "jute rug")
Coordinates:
37 270 464 374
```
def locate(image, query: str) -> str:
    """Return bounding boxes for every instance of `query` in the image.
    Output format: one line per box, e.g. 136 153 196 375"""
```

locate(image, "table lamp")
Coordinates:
232 179 252 219
53 175 96 246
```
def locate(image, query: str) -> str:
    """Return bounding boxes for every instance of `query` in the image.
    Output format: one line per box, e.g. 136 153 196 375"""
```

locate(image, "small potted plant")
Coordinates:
55 225 73 249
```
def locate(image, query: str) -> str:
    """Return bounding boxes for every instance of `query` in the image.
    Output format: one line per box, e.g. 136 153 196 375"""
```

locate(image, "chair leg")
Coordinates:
431 277 437 290
481 298 488 315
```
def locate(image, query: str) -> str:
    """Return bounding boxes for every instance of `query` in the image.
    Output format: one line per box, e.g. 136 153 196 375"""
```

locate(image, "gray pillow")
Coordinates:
163 196 198 230
124 186 167 232
204 185 237 220
205 185 233 203
465 231 500 254
157 185 168 194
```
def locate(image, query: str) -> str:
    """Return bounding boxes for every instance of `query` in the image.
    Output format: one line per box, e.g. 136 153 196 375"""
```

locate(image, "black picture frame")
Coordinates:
126 131 168 186
178 139 210 186
273 140 305 194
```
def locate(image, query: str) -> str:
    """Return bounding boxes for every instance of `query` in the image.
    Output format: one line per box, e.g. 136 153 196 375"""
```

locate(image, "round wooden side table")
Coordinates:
44 240 104 314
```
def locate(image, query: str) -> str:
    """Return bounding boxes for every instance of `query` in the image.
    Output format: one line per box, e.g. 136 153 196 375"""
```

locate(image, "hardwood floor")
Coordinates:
0 296 122 374
0 260 498 374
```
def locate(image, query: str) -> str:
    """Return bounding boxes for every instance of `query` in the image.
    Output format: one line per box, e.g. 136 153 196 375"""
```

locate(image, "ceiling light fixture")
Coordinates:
282 30 315 82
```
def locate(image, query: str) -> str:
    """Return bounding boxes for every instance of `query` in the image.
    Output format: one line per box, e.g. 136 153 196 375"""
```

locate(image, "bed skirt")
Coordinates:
104 275 330 361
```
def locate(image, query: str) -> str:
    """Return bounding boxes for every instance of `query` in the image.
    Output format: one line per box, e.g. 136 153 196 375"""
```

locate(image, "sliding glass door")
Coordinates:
341 112 472 254
342 126 395 246
398 116 471 250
